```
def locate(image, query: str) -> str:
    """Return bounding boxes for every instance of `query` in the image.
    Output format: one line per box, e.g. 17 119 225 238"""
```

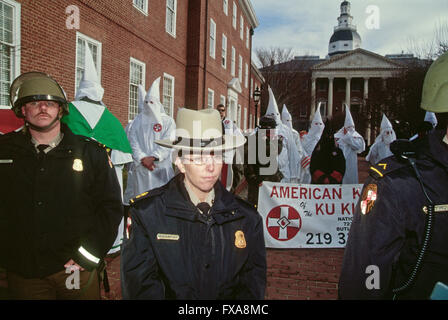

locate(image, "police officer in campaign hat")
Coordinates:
339 52 448 299
0 72 123 299
121 108 266 299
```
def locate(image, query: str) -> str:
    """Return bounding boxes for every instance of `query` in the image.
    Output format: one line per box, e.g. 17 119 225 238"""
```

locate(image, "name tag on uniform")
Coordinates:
156 233 180 241
0 159 13 164
423 204 448 214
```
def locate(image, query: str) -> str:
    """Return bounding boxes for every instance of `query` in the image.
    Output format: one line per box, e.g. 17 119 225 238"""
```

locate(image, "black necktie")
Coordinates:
197 202 211 217
37 144 49 154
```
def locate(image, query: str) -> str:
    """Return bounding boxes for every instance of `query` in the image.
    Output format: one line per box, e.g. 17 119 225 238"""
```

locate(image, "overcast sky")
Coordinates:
251 0 448 65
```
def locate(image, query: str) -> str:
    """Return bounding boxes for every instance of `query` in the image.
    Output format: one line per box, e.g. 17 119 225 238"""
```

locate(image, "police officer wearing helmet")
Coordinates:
339 52 448 299
0 72 123 299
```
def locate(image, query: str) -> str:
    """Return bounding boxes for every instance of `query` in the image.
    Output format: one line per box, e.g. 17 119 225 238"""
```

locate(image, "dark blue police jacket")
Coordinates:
121 173 267 299
339 129 448 299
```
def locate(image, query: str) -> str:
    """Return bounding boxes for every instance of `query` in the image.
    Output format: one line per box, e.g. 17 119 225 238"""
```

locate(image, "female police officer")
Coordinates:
121 108 267 299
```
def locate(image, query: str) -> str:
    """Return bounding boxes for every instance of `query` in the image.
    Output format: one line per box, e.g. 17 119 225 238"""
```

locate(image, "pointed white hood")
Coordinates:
335 105 356 140
378 114 396 144
143 77 163 123
265 87 281 125
75 45 104 102
344 104 355 129
308 102 325 137
424 111 438 128
281 104 293 129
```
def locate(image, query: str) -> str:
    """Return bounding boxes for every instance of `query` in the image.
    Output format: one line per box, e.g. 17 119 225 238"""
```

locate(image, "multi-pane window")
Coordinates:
240 15 244 40
246 26 250 48
0 0 20 107
129 58 145 121
75 33 101 94
209 19 216 59
231 46 236 76
207 89 214 109
133 0 148 14
232 2 237 29
220 95 226 106
223 0 228 15
162 73 174 117
166 0 176 37
238 55 242 83
221 34 227 68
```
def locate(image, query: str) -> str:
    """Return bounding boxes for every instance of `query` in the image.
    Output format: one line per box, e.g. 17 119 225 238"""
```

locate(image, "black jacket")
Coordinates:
121 174 267 299
339 129 448 299
0 124 123 278
310 137 346 184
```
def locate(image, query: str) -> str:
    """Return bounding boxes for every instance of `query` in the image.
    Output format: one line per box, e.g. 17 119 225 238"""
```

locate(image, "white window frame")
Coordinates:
0 0 21 108
75 32 102 95
209 19 216 59
232 2 237 29
165 0 177 38
244 63 248 88
250 78 253 97
207 89 214 109
220 95 226 106
246 26 250 49
133 0 148 15
162 73 175 117
238 55 243 83
231 46 236 76
243 106 247 131
240 15 244 40
128 57 146 122
221 34 227 69
223 0 228 15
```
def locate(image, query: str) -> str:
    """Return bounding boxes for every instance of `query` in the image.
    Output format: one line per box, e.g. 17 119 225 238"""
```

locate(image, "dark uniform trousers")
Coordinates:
7 269 100 300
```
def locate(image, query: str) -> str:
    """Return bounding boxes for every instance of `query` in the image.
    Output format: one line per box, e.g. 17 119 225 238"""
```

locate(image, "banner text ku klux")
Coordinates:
258 182 363 248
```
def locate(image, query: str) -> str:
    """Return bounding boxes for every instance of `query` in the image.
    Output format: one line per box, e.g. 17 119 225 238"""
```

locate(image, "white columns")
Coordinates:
363 77 369 100
345 77 351 109
311 77 316 119
328 77 334 118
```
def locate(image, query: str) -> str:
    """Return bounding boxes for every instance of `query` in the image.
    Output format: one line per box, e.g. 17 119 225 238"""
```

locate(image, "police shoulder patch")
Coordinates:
360 183 378 215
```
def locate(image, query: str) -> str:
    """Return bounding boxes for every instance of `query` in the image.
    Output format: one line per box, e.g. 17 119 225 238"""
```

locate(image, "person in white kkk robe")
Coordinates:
366 114 396 165
299 103 325 184
334 105 365 184
123 85 146 206
61 45 132 254
281 104 310 184
127 77 176 198
265 88 301 183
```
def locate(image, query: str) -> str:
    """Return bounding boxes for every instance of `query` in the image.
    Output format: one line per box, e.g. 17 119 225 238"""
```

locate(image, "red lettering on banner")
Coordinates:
270 186 278 198
333 188 342 200
291 187 298 199
279 186 289 198
315 203 335 215
322 188 331 200
353 187 361 200
341 203 354 215
300 187 308 199
313 188 322 199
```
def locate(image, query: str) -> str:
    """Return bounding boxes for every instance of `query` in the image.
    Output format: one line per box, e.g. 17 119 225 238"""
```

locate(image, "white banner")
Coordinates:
258 182 363 248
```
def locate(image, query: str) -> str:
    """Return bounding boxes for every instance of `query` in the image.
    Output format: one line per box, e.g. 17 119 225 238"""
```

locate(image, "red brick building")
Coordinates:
0 0 262 130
